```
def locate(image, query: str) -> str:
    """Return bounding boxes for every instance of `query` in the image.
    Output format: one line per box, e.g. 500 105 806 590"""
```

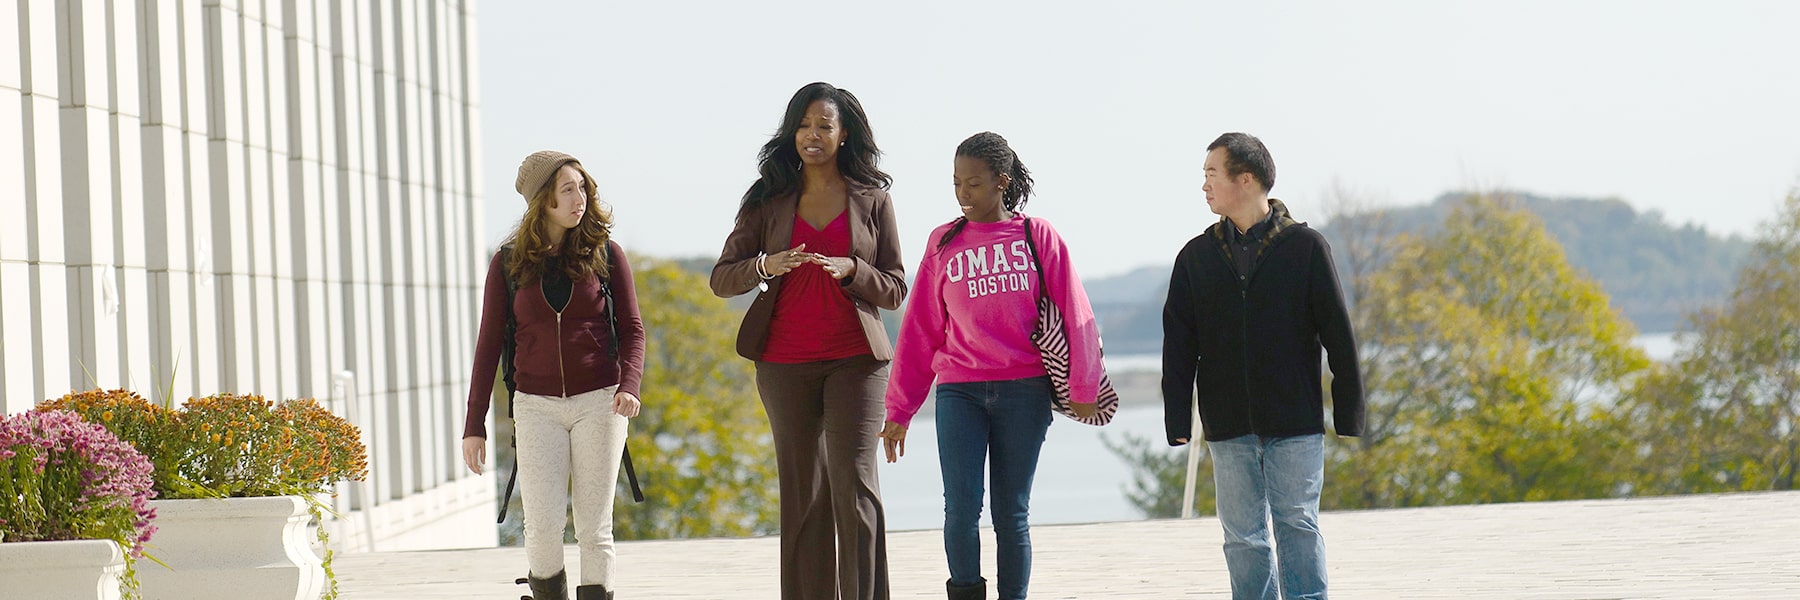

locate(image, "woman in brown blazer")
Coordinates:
711 81 906 600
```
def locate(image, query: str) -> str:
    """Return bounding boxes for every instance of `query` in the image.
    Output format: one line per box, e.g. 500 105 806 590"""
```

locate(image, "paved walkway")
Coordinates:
334 491 1800 599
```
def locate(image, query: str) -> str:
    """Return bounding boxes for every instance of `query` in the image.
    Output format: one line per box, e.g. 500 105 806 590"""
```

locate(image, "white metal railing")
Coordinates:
1181 397 1202 519
329 370 378 553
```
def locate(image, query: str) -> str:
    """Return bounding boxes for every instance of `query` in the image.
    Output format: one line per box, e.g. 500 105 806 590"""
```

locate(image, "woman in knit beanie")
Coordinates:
710 82 908 600
461 151 648 600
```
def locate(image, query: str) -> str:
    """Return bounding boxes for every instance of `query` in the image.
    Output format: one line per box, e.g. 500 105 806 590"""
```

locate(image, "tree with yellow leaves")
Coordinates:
611 259 779 539
1326 193 1650 508
1622 191 1800 494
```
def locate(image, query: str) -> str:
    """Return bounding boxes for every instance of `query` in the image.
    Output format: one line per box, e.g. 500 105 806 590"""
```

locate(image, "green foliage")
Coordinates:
1621 191 1800 494
1330 194 1650 508
1101 431 1213 518
613 259 779 540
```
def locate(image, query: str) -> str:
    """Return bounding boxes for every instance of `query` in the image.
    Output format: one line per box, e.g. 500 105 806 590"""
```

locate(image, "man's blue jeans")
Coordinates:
935 376 1053 600
1208 433 1328 600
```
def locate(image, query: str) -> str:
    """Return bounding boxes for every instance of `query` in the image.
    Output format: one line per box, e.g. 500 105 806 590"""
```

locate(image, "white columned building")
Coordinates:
0 0 494 550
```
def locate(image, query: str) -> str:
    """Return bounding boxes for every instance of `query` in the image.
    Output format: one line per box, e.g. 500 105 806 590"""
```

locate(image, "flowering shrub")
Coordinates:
0 409 158 597
179 393 285 497
271 399 371 494
39 391 369 499
39 391 370 600
37 389 187 497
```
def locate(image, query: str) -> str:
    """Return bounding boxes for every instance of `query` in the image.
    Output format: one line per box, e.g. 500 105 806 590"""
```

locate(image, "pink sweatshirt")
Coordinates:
884 215 1104 427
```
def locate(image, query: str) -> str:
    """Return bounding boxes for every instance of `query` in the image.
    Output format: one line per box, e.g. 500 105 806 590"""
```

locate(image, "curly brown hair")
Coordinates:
505 160 613 283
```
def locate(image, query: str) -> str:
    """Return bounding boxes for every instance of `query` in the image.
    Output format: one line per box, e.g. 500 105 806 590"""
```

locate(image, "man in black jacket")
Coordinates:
1162 132 1363 600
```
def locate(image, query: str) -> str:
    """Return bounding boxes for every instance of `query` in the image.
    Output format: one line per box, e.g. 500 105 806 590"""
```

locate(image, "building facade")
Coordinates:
1 0 493 550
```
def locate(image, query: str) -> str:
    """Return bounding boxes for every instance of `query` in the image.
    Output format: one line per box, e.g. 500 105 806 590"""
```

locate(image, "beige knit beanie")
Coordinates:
515 150 579 200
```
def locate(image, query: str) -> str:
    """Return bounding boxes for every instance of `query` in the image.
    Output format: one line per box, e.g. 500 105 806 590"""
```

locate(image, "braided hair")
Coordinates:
937 131 1035 251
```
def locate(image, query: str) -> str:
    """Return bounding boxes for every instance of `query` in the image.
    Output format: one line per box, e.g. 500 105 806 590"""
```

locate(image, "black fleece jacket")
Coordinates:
1161 199 1364 445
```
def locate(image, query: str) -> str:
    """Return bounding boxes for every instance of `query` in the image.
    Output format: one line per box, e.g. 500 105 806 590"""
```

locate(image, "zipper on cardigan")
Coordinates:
556 312 567 397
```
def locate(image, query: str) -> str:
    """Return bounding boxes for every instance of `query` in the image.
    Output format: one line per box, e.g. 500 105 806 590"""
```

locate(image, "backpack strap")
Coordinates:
497 245 525 523
598 244 620 359
597 244 645 503
499 245 521 414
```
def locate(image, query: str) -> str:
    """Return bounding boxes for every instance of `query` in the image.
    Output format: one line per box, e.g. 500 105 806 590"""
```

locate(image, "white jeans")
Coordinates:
515 385 628 586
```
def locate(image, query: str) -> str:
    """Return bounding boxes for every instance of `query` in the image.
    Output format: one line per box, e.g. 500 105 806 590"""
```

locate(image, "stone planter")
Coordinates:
139 496 326 600
0 538 126 599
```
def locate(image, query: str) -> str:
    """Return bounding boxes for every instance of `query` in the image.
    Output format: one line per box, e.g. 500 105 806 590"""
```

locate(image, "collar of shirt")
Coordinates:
1224 207 1278 244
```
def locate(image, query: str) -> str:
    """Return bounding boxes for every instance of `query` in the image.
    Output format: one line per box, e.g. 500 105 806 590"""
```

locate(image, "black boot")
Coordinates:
575 584 614 600
946 577 987 600
515 569 568 600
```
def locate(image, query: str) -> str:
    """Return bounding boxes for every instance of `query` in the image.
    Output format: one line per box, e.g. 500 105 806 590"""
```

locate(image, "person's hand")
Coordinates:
878 421 908 463
811 255 858 280
1071 401 1098 419
763 243 815 276
1174 437 1190 446
461 436 487 474
613 391 641 417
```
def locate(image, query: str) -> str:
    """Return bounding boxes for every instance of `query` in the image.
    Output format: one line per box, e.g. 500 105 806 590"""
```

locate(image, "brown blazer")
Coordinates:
711 184 907 361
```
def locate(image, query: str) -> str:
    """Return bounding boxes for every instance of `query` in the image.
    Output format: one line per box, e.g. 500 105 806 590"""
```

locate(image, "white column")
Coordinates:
240 5 279 395
1 0 25 411
139 0 195 404
286 1 330 400
0 263 32 414
1 63 24 271
205 1 254 392
175 0 216 398
0 0 17 92
104 0 156 394
31 264 73 402
148 268 196 403
58 0 124 389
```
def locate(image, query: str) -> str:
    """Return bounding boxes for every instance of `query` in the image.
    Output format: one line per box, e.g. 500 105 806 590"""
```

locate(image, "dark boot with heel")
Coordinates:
947 577 987 600
515 569 568 600
575 584 614 600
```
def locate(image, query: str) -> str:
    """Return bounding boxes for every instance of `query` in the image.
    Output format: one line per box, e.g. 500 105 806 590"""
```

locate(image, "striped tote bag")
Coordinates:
1024 218 1120 426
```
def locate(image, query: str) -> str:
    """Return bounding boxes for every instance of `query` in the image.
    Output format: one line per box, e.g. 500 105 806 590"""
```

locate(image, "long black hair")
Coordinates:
739 82 891 215
937 131 1035 250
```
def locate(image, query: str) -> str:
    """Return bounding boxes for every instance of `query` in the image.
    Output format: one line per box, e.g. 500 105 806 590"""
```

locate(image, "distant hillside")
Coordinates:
1322 192 1752 333
1088 192 1752 353
663 194 1751 355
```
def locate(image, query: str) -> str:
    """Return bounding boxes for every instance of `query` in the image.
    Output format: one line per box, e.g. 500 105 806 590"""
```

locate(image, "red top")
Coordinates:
761 211 872 363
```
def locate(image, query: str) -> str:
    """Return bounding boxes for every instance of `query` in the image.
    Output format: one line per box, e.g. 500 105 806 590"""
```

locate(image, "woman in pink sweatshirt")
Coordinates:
880 132 1103 600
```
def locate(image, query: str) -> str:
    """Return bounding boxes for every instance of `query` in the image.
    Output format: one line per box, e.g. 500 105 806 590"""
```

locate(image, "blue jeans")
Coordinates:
935 376 1053 600
1208 434 1328 600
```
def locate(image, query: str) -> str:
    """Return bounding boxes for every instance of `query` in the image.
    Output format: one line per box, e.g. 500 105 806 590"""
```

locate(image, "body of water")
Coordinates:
879 332 1684 532
1103 332 1681 372
877 406 1168 531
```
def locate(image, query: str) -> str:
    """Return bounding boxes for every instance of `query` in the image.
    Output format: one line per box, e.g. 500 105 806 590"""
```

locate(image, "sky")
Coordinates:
476 0 1800 279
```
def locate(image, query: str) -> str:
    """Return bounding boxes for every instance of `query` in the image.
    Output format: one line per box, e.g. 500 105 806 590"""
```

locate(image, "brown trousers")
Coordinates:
755 355 891 600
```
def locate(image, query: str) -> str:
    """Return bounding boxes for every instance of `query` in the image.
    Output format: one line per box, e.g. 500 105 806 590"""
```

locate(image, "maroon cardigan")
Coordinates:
463 240 645 439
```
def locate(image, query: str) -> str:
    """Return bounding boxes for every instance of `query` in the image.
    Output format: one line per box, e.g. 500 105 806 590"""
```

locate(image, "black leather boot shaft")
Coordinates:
946 577 987 600
575 583 614 600
518 569 568 600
